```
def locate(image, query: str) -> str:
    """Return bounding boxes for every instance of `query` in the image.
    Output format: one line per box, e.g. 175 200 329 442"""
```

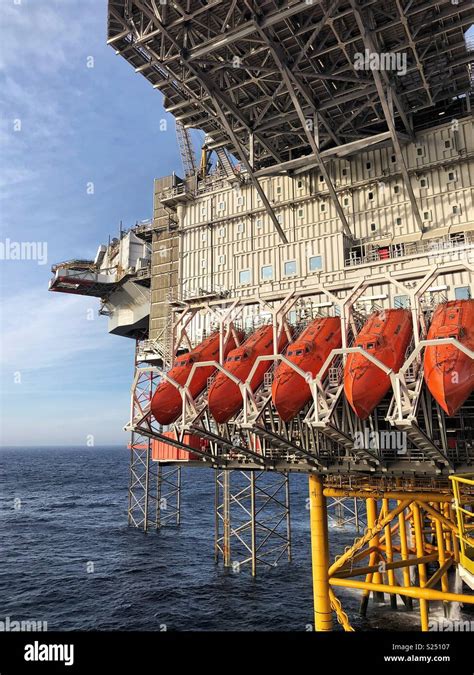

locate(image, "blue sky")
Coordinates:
0 0 185 446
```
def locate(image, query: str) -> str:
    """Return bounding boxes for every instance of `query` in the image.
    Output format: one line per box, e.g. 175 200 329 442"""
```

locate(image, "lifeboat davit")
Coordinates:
424 299 474 416
208 324 289 424
151 330 243 426
344 308 413 419
272 317 342 421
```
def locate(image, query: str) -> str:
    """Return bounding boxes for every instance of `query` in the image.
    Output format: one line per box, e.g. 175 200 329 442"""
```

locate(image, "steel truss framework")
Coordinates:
215 470 292 575
310 476 474 632
129 260 474 480
128 341 182 530
108 0 474 240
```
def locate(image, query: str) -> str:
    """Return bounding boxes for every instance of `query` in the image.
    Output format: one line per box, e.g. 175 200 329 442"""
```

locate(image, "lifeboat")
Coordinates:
344 308 413 419
272 317 342 421
424 299 474 416
208 324 289 424
151 330 243 426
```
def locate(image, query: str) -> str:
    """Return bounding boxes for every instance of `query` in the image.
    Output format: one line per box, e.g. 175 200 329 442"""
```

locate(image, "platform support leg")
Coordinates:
309 474 333 632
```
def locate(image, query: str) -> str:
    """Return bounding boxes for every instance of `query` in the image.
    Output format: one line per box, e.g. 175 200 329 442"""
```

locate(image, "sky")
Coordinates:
0 0 185 446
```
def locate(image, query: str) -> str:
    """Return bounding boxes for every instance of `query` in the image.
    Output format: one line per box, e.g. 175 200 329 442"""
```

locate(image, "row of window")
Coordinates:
238 256 323 285
390 286 471 309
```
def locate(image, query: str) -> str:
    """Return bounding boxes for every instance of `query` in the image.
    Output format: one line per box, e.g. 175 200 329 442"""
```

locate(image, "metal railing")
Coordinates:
450 473 474 576
345 231 473 267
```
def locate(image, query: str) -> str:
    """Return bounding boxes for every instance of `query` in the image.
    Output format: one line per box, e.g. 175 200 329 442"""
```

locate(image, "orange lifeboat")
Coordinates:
344 308 413 419
272 317 342 422
424 299 474 416
208 324 289 424
151 330 244 426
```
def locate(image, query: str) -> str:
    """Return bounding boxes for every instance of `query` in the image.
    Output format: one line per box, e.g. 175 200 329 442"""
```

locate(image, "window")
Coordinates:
309 255 322 272
342 168 348 176
368 191 374 200
239 269 251 285
320 203 326 212
284 260 297 276
261 265 273 281
396 217 402 226
423 211 431 221
366 161 372 170
445 140 451 149
394 185 400 194
297 179 303 189
218 201 225 210
453 205 460 215
416 147 424 156
218 255 226 265
298 208 304 218
277 214 283 224
237 196 244 206
319 175 324 182
394 295 410 309
448 171 456 182
420 178 428 188
201 259 207 269
256 219 263 229
391 154 396 163
370 223 377 232
455 286 470 300
343 197 349 207
276 186 282 194
237 222 245 233
201 232 207 241
219 227 226 238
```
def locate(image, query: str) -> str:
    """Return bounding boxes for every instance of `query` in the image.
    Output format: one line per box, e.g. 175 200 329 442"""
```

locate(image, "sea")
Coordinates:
0 446 472 632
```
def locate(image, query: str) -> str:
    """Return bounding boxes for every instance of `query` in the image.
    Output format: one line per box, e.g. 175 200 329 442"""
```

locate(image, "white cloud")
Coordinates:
0 286 112 371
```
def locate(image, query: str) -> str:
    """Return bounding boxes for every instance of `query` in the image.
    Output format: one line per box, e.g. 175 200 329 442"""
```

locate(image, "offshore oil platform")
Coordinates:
50 1 474 631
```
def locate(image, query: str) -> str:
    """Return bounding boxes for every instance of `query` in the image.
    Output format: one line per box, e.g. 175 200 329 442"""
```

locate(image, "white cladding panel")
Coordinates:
177 117 474 313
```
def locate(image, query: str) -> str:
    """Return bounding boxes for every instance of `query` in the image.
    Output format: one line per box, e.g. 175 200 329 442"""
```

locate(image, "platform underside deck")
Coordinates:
108 0 473 168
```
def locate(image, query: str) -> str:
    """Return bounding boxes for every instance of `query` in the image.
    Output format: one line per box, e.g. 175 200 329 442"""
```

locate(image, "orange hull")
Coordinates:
272 317 342 421
344 309 413 419
424 299 474 416
208 324 289 424
151 330 243 426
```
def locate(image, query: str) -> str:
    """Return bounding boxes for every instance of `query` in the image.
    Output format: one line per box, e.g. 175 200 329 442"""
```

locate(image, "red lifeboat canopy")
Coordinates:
208 324 290 424
151 330 244 426
344 308 413 420
424 299 474 416
272 316 342 421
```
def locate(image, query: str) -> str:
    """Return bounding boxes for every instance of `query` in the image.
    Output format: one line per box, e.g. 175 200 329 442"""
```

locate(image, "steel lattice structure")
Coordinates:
108 0 473 240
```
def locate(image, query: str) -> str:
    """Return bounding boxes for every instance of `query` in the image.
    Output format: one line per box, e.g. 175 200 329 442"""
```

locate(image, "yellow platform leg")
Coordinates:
309 474 333 631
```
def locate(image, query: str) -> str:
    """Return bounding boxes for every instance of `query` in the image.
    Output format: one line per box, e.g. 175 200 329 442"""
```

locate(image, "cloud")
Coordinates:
0 286 112 371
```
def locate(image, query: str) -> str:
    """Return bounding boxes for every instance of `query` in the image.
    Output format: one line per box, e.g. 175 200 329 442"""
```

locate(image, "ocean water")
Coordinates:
0 446 471 632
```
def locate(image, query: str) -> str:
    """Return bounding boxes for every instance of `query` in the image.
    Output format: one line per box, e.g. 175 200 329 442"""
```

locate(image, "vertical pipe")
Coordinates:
448 502 460 563
250 472 257 577
433 505 449 595
214 471 220 564
143 442 150 532
360 497 382 615
156 463 162 529
309 474 333 631
354 497 360 533
382 498 397 609
285 473 292 562
412 502 429 632
398 502 413 610
176 467 182 526
223 470 231 567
